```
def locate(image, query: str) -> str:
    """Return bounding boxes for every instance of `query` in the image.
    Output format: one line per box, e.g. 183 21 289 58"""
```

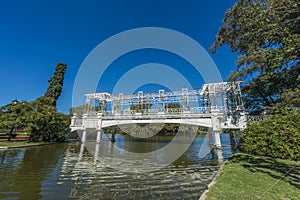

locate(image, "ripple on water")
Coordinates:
57 149 220 200
0 134 235 199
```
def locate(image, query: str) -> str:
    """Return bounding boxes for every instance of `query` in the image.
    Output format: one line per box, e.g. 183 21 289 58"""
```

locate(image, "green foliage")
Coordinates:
165 103 182 109
0 100 29 131
164 103 183 114
212 0 300 160
273 88 300 113
25 97 70 142
239 110 300 160
0 63 69 143
211 0 300 112
130 99 152 113
69 104 86 116
44 63 67 106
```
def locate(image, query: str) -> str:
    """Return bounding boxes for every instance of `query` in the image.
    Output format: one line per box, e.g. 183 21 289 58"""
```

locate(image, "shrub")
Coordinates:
239 110 300 160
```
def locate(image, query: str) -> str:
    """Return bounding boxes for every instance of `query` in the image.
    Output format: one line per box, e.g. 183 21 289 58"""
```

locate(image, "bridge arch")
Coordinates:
101 119 212 129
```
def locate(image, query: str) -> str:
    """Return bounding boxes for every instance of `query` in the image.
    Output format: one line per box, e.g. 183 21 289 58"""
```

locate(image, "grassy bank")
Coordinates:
206 153 300 200
0 141 44 147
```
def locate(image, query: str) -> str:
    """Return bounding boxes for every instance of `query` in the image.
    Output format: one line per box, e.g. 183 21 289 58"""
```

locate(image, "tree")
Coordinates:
130 99 152 113
0 100 30 141
212 1 300 160
0 63 69 142
25 97 69 142
165 103 182 109
69 104 87 116
44 63 67 106
211 0 300 113
27 62 69 142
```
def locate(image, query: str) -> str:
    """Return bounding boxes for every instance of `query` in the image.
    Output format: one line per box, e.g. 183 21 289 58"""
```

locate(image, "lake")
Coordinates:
0 133 236 199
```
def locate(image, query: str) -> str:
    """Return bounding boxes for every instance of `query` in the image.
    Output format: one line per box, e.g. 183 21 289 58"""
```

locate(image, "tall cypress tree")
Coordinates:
29 62 68 142
0 62 69 142
44 63 67 106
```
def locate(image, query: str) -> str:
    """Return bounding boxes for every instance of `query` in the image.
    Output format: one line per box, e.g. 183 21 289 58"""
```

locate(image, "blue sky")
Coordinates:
0 0 238 113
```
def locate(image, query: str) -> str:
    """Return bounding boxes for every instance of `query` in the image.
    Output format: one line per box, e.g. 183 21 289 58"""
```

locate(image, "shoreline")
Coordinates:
199 160 227 200
0 142 59 150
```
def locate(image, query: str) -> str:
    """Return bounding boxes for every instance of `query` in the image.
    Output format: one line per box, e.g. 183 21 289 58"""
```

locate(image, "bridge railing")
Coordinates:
71 118 83 127
80 106 232 117
247 115 267 123
71 115 97 128
165 108 183 114
102 107 216 116
83 118 98 128
190 107 210 113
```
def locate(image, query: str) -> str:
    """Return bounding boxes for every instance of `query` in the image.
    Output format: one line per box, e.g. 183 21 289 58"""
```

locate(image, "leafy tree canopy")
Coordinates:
211 0 300 113
130 99 152 113
0 63 69 142
165 103 182 109
44 63 67 106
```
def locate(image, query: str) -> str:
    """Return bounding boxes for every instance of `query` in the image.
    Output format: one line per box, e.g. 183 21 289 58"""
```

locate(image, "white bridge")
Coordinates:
70 82 247 148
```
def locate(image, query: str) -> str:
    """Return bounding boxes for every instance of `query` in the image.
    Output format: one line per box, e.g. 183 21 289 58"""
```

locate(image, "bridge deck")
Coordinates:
70 82 248 147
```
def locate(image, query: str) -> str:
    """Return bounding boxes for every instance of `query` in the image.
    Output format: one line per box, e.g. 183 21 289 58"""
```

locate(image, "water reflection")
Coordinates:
0 144 67 199
0 134 234 199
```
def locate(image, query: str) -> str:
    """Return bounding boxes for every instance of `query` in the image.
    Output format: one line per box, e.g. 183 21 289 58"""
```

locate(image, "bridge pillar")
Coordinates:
81 129 87 143
96 113 103 142
208 128 221 149
111 133 116 143
81 114 88 143
211 109 223 149
214 131 222 149
96 129 102 143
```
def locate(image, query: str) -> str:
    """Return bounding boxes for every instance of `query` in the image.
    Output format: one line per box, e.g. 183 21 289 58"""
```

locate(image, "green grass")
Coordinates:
0 132 29 135
0 141 43 147
206 153 300 200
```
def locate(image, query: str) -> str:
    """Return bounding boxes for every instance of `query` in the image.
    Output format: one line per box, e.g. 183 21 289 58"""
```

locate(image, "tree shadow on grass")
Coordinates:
229 153 300 189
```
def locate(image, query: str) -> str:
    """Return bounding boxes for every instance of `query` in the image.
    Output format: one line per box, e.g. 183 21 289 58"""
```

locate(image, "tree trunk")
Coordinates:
7 125 15 142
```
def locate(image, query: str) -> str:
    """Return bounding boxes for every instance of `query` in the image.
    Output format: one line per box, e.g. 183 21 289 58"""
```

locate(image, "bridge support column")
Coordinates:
214 131 222 149
211 109 223 149
96 113 103 143
208 128 222 149
81 114 88 143
96 129 102 143
81 129 87 143
208 128 214 147
111 133 116 143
